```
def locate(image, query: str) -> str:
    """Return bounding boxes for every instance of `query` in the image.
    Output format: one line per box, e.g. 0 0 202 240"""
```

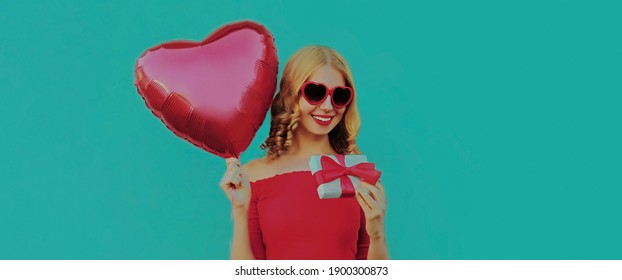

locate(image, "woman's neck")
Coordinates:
285 128 336 158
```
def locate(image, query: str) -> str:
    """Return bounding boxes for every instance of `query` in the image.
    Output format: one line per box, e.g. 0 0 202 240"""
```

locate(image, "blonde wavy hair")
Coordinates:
260 45 361 159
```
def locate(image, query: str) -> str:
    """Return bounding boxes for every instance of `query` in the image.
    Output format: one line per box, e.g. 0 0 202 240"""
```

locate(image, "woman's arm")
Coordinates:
367 234 389 260
220 158 256 260
230 207 255 259
356 181 389 260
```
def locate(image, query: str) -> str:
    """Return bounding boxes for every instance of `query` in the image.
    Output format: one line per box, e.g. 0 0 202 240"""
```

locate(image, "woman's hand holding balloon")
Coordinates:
219 158 251 211
220 158 255 259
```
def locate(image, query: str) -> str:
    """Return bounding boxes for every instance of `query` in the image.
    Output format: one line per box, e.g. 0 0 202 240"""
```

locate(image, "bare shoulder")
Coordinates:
242 153 311 182
242 157 276 183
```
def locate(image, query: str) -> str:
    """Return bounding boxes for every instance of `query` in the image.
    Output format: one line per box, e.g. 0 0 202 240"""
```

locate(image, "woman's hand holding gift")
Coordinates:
355 180 387 240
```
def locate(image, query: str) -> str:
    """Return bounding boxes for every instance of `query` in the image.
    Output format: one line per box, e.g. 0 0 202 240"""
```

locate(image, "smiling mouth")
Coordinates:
312 115 334 126
312 115 333 122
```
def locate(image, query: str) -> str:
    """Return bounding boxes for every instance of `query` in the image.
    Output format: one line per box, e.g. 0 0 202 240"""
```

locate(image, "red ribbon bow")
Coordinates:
313 155 382 198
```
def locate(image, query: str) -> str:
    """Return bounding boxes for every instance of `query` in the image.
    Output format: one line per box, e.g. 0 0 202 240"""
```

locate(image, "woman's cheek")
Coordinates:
332 115 344 129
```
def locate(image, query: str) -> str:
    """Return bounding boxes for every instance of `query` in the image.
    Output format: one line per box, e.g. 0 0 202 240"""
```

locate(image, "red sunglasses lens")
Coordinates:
332 87 352 107
303 83 327 103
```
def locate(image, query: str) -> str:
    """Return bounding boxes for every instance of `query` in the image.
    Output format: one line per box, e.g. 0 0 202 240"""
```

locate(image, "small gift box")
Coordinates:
309 154 382 199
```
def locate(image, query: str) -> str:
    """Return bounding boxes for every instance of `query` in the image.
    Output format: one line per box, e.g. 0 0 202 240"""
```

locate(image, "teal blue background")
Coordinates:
1 0 621 259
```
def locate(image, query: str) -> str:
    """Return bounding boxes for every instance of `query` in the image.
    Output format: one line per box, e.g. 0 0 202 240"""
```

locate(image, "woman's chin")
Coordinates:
299 123 333 136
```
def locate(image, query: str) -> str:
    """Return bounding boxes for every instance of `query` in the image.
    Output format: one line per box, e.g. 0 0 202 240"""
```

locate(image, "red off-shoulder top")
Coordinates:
248 170 370 260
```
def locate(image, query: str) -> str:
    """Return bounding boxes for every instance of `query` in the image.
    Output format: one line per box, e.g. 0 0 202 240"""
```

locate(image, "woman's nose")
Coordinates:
319 95 333 110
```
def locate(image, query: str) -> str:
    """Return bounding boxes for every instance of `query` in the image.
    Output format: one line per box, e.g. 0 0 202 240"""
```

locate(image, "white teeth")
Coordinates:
313 116 332 122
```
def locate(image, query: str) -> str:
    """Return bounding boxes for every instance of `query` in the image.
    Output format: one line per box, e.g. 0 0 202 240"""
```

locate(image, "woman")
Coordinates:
219 46 388 260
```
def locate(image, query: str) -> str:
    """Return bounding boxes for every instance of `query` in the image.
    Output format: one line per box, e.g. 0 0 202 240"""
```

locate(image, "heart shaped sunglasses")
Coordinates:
300 81 354 109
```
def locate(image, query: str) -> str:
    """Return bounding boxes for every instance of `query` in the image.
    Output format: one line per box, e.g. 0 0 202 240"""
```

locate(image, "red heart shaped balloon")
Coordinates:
134 21 278 158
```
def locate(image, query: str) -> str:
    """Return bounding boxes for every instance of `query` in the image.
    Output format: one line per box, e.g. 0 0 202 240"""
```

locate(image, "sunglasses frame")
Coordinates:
300 81 354 109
